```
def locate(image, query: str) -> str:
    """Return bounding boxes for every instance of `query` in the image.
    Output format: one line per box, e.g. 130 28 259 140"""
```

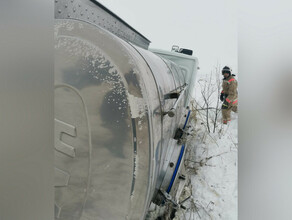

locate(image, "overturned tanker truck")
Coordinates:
55 0 198 219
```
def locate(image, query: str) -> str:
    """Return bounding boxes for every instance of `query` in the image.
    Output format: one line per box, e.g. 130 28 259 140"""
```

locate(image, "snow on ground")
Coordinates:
176 71 238 219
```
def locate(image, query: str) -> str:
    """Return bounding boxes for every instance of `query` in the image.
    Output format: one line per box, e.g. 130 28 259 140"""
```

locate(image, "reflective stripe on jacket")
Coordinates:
222 76 238 105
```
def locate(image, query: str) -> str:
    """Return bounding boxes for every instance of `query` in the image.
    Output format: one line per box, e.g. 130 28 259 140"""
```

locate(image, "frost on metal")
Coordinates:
130 154 139 199
55 21 123 81
55 20 150 122
127 93 147 119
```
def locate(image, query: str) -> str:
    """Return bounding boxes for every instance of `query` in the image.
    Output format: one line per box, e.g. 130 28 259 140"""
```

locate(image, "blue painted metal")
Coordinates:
166 145 185 193
183 110 191 129
166 109 191 193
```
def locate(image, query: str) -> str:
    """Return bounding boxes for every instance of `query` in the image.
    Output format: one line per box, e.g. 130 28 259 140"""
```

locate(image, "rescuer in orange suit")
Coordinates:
220 66 238 124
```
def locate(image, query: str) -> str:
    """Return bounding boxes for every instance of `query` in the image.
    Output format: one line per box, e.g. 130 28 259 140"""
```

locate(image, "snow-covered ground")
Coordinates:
175 71 238 219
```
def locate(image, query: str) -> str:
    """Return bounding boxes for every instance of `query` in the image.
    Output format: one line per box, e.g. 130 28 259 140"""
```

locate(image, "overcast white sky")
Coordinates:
98 0 237 75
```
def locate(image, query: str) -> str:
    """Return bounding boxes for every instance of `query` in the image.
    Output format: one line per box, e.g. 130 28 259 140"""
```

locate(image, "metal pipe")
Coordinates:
167 84 188 117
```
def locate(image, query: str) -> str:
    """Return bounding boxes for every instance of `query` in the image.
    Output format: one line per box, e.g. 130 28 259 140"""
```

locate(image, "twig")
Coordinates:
199 151 229 166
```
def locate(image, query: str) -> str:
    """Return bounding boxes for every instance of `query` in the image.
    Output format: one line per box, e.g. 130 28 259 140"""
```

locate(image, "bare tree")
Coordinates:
198 72 213 133
189 64 224 134
212 64 222 133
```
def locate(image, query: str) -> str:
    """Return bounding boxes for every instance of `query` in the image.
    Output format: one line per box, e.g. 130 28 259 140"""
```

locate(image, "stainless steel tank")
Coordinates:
55 1 198 219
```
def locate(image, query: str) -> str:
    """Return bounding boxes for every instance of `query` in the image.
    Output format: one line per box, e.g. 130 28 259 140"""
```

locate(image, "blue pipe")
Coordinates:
183 110 191 130
166 109 191 193
166 145 185 193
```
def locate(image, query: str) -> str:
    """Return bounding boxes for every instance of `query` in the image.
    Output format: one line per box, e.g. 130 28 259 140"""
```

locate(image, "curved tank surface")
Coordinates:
54 1 198 219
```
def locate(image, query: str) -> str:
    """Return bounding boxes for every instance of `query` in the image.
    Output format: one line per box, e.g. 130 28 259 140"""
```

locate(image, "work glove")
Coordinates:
220 93 224 101
222 100 229 109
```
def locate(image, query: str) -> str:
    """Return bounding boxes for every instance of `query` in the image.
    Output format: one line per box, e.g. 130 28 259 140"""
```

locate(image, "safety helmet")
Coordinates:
222 66 231 75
